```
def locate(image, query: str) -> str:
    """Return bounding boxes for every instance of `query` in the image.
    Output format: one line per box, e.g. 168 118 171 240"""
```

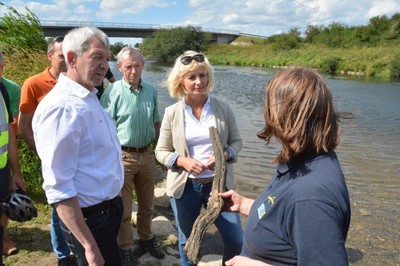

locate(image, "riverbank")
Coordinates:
205 42 399 79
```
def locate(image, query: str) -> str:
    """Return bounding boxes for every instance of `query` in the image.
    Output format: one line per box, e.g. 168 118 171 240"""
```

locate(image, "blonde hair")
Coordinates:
166 50 214 99
257 68 339 163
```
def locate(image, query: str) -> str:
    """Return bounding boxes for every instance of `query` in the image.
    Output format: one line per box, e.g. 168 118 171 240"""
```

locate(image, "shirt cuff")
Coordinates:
167 154 180 169
224 146 235 162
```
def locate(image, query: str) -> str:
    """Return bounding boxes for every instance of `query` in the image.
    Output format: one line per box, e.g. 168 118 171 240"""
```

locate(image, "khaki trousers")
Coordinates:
118 149 156 249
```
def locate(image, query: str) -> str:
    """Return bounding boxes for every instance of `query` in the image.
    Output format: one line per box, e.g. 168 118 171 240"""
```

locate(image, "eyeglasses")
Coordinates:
180 54 205 65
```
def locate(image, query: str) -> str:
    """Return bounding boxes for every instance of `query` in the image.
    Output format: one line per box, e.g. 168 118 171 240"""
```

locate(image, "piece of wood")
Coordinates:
184 126 226 264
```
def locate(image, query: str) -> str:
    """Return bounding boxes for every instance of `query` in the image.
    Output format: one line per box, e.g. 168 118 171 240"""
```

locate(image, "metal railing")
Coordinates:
39 20 241 35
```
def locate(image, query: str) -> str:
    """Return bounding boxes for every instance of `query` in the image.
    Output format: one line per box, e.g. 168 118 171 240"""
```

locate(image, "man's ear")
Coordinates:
67 51 76 67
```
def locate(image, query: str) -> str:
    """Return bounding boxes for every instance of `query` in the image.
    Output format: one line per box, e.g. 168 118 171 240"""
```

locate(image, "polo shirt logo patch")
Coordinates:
267 195 276 205
257 194 276 219
257 204 266 219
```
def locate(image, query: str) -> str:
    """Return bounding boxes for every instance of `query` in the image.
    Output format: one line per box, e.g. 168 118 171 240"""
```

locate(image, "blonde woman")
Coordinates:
155 51 243 265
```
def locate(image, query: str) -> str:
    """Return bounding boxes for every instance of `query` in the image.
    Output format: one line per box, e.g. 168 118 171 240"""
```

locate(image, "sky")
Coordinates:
1 0 400 45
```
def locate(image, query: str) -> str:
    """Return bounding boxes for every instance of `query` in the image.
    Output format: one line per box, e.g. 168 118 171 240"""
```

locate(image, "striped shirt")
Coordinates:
100 78 160 147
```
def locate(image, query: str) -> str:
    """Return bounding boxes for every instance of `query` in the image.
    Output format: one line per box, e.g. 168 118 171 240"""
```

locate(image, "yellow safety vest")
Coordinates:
0 94 9 168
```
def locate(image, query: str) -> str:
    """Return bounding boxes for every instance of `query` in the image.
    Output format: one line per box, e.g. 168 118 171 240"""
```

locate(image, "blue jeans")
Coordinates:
170 180 243 266
60 196 123 266
51 207 71 259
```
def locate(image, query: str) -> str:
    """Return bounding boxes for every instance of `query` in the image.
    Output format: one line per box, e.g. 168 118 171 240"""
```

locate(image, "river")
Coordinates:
110 61 400 265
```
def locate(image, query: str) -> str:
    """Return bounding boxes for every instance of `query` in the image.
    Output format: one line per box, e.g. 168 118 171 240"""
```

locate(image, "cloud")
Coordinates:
98 0 175 20
1 0 399 39
367 0 400 18
180 0 400 37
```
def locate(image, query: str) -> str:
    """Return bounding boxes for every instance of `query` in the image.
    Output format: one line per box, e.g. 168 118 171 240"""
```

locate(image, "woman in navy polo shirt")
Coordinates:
221 68 351 266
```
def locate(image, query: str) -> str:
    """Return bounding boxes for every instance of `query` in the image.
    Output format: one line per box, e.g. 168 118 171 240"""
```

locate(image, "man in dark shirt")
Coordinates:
95 68 115 100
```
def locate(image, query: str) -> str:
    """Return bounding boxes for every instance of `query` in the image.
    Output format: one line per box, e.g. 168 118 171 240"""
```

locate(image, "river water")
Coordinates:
110 62 400 265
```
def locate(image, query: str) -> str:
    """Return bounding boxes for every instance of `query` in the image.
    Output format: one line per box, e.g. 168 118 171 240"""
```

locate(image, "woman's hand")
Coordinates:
204 155 215 170
219 190 243 212
225 256 273 266
177 156 207 175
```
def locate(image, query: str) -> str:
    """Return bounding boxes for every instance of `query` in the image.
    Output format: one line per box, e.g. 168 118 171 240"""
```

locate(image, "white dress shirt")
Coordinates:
184 96 216 179
32 74 124 207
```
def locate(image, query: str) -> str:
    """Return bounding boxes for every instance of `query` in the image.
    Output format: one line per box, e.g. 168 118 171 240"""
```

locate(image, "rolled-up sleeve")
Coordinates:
33 105 80 204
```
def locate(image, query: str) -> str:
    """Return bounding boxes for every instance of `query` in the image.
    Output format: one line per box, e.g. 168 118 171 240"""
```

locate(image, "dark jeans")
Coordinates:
60 196 123 266
0 212 3 266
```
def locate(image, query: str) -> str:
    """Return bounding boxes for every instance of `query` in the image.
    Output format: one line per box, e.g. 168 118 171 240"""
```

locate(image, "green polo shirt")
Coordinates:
100 78 160 147
1 77 20 116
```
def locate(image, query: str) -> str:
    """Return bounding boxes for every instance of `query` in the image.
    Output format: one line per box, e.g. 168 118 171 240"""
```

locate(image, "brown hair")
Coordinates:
257 68 339 163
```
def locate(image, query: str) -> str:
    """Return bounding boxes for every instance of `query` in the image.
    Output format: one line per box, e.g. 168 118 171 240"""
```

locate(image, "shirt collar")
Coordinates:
183 95 211 108
58 73 95 98
121 78 143 92
276 152 328 177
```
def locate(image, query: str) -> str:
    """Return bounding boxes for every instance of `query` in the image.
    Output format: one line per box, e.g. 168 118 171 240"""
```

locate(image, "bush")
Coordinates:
0 3 47 51
389 55 400 79
18 138 44 197
320 56 341 74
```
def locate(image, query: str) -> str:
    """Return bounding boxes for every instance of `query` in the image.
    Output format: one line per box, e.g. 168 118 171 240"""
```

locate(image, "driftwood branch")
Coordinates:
184 126 226 264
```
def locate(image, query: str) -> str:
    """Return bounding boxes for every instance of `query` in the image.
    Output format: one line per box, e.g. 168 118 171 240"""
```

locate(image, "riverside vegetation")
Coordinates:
1 3 400 264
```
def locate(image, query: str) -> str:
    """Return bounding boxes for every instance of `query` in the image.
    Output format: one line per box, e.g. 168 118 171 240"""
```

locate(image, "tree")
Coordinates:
140 25 210 64
304 24 324 43
0 2 47 51
110 42 126 59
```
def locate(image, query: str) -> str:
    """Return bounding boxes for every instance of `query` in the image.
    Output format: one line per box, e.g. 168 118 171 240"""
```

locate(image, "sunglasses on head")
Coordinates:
180 54 205 65
53 36 64 43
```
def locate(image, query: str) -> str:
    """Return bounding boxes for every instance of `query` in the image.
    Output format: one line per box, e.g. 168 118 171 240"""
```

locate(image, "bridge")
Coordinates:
40 20 242 44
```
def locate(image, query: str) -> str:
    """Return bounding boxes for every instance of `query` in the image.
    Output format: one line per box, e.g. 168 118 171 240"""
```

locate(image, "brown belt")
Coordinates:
121 144 150 153
190 177 214 184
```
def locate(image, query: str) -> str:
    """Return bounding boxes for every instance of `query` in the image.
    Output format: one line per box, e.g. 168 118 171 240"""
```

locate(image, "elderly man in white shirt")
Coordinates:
32 27 124 266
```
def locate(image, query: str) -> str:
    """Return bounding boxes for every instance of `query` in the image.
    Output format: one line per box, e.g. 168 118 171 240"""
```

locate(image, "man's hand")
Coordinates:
11 172 25 192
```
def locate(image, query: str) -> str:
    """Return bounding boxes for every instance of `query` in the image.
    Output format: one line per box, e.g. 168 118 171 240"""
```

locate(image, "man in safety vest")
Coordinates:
0 81 24 266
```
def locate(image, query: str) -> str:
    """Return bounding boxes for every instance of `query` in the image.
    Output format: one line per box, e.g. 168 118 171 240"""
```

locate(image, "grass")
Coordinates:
4 199 54 265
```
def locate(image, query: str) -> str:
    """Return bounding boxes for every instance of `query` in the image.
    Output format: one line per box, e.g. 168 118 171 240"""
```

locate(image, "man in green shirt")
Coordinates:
100 47 164 264
0 50 20 134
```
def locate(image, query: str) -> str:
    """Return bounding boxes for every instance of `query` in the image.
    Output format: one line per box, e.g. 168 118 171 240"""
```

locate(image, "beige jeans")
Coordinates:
118 149 156 249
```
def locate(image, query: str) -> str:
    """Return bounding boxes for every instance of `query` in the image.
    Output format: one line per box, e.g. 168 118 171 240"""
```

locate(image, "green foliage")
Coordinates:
141 25 210 64
17 138 44 197
110 41 126 59
304 24 324 43
3 46 48 85
389 54 400 79
319 56 341 74
270 33 302 51
206 43 397 79
0 2 47 51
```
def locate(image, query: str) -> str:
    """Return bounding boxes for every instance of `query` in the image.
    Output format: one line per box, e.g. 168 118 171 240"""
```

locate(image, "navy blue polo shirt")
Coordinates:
241 151 351 266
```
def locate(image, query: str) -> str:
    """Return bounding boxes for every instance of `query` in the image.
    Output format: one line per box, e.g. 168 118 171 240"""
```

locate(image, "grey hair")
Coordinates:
62 27 109 59
0 50 4 64
116 47 144 66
